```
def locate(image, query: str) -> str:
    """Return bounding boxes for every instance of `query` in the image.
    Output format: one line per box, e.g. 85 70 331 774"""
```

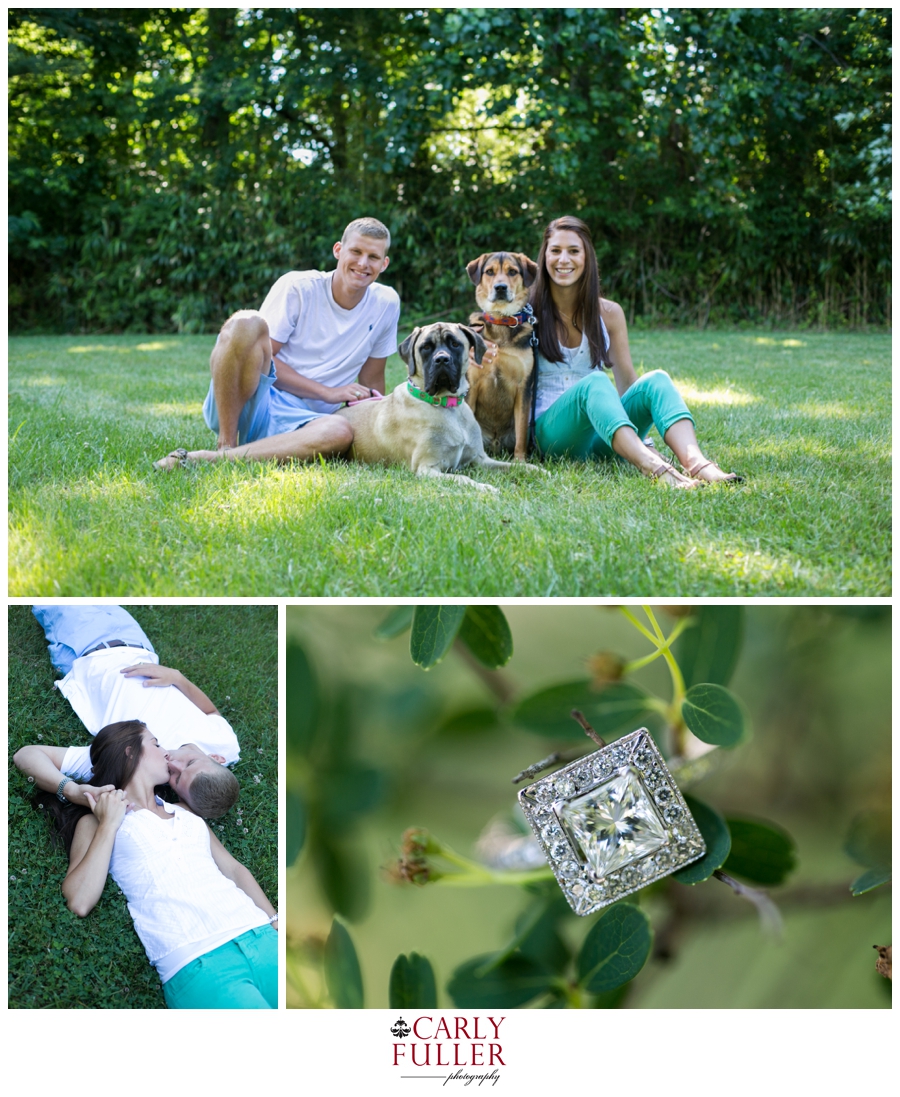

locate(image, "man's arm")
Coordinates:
269 337 378 405
208 829 277 927
119 664 219 714
12 744 114 807
357 355 386 395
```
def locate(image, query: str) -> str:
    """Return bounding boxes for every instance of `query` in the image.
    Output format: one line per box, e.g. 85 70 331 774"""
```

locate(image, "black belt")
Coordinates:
82 639 148 657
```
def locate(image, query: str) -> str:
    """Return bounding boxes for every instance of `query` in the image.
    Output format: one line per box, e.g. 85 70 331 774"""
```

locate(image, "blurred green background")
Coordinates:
286 605 891 1008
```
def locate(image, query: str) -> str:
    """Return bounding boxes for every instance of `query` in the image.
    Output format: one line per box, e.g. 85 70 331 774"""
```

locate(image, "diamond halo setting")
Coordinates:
518 728 706 915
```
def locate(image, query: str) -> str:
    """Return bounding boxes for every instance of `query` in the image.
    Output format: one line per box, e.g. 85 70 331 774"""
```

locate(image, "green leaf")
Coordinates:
318 764 385 831
672 795 732 884
389 952 437 1008
285 789 306 867
313 835 370 922
436 706 502 735
844 810 891 869
410 606 467 668
457 606 513 667
850 867 892 896
374 606 415 639
681 683 746 747
675 606 745 687
577 903 652 994
286 643 318 755
447 953 555 1008
512 680 652 738
722 817 797 885
324 919 364 1008
515 898 571 973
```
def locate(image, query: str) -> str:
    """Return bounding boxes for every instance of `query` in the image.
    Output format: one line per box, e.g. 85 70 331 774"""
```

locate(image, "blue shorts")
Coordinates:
203 360 327 444
162 925 278 1010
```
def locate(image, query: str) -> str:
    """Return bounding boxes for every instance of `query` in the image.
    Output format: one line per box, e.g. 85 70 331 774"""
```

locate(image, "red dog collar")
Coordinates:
480 307 535 328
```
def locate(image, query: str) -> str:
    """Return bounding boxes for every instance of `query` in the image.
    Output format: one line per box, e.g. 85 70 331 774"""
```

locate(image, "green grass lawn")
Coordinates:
8 330 891 595
7 604 277 1009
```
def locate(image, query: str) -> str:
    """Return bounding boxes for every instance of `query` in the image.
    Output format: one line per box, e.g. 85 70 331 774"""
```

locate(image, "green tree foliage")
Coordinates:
12 10 888 330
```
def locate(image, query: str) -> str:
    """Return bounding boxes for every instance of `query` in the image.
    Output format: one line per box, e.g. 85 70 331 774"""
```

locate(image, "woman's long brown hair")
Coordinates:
34 720 148 855
530 215 611 369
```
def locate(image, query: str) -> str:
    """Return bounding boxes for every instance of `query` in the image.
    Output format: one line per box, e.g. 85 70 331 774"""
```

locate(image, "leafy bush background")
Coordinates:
10 8 890 333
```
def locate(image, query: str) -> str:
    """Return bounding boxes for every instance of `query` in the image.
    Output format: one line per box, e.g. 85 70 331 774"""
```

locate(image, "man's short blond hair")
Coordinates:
341 217 391 250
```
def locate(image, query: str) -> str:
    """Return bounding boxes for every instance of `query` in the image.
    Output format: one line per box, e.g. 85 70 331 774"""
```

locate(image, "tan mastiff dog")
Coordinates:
336 322 544 493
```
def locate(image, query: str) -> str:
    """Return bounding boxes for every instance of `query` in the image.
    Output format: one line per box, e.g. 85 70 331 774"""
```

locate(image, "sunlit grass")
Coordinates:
8 331 891 595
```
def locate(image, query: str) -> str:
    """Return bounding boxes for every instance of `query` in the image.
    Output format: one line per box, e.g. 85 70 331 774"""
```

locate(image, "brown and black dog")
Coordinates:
465 251 538 462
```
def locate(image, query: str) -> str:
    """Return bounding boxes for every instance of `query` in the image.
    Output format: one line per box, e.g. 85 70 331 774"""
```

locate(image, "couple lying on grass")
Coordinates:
13 606 277 1009
154 214 740 489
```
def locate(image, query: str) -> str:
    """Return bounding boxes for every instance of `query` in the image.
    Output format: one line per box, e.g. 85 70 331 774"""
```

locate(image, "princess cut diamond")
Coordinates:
559 767 669 878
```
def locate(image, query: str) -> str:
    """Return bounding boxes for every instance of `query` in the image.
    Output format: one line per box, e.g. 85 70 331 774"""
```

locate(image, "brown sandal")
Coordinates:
648 459 705 489
685 460 744 484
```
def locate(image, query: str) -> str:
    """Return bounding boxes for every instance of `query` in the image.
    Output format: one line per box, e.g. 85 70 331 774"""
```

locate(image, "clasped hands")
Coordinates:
84 786 131 826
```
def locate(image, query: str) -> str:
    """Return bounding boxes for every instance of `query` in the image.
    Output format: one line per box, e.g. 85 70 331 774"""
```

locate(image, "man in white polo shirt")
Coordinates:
14 606 241 818
153 215 401 469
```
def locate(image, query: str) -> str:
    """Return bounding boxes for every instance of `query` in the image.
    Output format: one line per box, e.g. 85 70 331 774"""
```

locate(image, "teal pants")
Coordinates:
534 370 693 459
163 925 278 1009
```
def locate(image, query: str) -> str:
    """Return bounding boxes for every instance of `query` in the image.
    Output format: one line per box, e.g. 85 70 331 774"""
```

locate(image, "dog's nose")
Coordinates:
492 282 510 300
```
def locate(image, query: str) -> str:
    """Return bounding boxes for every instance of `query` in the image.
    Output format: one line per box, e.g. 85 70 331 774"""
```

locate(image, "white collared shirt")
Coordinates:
110 798 269 982
57 645 239 780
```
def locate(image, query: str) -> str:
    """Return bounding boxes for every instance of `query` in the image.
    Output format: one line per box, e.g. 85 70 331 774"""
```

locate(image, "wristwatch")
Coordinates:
56 777 71 803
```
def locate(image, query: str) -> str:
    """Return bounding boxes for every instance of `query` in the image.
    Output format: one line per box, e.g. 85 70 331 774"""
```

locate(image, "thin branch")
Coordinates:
713 869 783 937
570 709 606 748
798 32 847 69
452 638 515 704
512 747 588 785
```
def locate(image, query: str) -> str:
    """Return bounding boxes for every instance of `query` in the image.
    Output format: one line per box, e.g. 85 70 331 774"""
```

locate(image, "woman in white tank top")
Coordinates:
527 216 742 486
35 720 277 1008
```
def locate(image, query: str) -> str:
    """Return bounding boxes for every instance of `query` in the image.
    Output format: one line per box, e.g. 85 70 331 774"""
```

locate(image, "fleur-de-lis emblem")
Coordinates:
391 1017 411 1038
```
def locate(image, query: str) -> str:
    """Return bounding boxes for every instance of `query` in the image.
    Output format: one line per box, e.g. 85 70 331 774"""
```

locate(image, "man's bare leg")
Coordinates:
155 416 354 468
210 310 272 449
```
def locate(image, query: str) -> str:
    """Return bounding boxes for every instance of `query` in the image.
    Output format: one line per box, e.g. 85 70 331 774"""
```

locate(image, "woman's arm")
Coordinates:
62 791 128 917
13 743 114 807
600 298 638 396
208 829 277 926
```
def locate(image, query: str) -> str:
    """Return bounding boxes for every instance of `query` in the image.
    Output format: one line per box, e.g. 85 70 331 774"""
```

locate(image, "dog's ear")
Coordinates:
515 253 539 288
399 327 420 375
459 325 487 365
465 254 489 285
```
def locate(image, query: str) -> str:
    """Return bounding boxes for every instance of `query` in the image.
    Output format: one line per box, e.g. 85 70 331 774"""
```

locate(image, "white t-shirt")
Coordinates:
57 646 239 780
259 270 400 414
110 798 269 981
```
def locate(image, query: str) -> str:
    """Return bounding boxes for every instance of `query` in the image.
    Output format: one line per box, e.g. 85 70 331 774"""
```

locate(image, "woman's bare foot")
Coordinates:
685 459 744 484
